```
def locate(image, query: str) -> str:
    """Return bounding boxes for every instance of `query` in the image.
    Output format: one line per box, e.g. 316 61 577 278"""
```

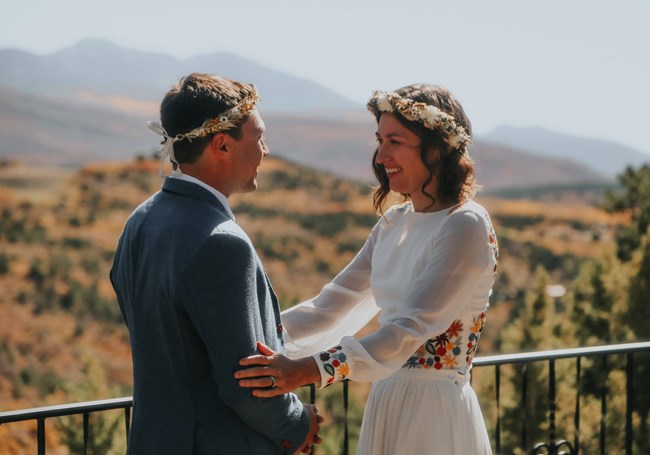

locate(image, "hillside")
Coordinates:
0 156 629 453
0 84 611 190
3 39 643 189
483 126 650 177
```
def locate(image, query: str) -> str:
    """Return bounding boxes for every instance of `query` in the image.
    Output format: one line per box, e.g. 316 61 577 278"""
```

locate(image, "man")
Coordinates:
110 73 321 454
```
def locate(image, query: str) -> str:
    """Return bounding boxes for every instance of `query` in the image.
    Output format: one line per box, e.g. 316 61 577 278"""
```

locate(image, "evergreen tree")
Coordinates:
624 234 650 448
499 268 577 453
603 164 650 261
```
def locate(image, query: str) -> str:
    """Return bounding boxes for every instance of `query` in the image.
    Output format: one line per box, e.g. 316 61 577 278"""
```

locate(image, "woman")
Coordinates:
235 84 498 454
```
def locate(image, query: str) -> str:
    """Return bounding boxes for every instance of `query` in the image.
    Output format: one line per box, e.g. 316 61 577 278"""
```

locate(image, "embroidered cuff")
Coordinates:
312 345 350 389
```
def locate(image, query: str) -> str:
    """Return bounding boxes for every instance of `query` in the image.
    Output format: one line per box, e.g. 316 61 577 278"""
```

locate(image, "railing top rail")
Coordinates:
473 341 650 366
0 396 133 424
2 342 650 424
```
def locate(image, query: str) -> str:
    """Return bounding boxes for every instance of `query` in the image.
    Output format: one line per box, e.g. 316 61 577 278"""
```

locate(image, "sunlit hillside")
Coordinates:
0 157 629 453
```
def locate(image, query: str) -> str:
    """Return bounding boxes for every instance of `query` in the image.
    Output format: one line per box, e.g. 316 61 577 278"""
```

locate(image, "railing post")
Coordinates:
574 356 581 454
83 411 90 454
521 363 528 451
625 352 633 455
37 417 45 455
124 406 131 443
600 356 607 455
549 359 557 446
495 364 501 454
342 380 349 455
532 359 575 455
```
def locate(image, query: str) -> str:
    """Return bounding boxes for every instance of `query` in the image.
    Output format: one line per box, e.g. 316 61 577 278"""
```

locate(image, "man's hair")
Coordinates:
160 73 257 164
370 83 477 213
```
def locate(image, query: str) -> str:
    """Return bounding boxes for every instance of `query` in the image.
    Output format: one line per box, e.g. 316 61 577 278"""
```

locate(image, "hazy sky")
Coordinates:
2 0 649 153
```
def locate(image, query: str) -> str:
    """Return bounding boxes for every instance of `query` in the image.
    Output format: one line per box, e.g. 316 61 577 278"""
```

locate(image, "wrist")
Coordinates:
299 356 320 386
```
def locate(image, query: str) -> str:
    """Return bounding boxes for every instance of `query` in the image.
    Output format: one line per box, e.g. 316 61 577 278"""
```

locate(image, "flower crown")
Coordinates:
367 90 471 150
147 88 260 172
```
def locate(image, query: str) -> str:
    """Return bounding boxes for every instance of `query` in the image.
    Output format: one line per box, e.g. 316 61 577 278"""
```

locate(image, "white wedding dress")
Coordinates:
282 201 498 454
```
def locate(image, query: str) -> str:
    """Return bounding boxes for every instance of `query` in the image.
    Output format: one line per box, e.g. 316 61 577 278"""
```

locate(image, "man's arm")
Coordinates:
177 231 314 452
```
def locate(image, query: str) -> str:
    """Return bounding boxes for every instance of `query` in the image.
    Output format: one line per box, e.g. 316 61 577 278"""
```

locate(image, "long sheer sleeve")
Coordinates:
281 223 381 358
312 209 496 388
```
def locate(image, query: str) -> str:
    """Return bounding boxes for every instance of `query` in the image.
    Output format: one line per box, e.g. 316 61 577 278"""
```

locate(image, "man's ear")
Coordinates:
211 133 229 155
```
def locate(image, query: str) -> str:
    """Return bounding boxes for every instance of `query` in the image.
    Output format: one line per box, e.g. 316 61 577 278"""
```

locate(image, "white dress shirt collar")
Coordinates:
169 170 235 220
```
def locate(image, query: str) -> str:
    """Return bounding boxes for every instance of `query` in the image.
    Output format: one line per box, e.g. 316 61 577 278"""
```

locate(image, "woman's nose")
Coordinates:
375 143 389 163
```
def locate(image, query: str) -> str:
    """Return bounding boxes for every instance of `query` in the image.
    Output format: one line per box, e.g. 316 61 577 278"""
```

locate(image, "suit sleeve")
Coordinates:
176 231 310 453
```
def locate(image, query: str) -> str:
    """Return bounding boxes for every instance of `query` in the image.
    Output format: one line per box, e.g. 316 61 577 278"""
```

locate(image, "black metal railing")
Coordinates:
2 342 649 454
472 341 650 454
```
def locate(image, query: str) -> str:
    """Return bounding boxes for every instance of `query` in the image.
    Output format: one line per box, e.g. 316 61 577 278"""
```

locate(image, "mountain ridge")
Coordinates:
0 84 609 190
2 38 643 189
0 38 358 112
483 125 649 177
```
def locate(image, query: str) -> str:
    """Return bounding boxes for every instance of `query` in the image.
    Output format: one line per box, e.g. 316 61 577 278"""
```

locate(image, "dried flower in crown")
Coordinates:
146 88 261 173
367 90 471 150
178 90 261 142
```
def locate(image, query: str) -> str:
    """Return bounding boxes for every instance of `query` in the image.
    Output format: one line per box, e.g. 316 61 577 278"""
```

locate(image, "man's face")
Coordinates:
228 109 270 194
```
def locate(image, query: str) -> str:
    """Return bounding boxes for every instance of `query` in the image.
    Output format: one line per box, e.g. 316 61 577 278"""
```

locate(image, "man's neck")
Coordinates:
178 164 232 198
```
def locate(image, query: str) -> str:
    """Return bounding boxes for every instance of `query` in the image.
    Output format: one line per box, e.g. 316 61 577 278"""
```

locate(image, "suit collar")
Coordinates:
161 177 233 220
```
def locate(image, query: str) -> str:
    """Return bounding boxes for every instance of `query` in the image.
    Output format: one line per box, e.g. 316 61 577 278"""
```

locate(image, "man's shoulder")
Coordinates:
210 220 253 246
196 222 257 261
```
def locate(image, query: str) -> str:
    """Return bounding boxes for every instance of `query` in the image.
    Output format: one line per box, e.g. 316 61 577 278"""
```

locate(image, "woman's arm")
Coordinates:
314 210 497 387
280 221 381 357
236 209 497 394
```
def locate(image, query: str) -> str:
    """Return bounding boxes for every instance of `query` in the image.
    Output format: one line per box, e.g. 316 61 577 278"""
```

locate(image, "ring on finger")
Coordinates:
269 376 276 388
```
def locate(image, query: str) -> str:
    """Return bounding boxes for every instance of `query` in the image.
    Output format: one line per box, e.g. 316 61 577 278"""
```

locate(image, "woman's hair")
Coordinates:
370 84 477 213
160 73 257 164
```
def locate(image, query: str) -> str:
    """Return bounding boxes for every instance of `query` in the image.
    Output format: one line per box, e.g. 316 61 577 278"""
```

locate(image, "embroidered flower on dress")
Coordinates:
403 312 488 372
317 346 350 387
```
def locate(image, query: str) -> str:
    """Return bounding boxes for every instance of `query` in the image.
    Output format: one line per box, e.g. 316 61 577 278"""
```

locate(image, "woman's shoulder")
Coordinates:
448 200 490 219
443 200 494 232
381 201 412 220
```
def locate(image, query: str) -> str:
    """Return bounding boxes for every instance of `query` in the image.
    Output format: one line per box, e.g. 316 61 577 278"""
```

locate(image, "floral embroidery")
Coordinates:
466 312 487 366
318 346 350 386
484 211 499 274
403 312 487 372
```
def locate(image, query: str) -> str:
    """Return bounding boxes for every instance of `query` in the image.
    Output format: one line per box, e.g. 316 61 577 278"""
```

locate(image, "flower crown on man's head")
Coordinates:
147 88 260 173
367 90 471 150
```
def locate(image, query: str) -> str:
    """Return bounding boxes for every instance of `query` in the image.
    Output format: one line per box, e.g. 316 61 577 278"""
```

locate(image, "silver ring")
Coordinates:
269 376 276 388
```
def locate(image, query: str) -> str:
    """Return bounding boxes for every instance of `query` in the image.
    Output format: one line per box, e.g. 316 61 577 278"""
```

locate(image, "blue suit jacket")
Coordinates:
110 178 310 454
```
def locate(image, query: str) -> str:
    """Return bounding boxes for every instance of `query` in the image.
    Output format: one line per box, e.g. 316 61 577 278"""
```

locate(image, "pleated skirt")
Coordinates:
356 368 492 455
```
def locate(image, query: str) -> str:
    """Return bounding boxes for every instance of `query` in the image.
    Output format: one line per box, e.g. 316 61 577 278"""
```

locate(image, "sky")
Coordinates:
2 0 649 153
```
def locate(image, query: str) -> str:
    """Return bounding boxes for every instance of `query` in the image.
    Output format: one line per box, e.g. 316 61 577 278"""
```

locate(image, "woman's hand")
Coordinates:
235 341 320 397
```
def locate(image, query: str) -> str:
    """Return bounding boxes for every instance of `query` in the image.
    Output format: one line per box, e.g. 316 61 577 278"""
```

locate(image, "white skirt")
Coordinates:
356 368 492 455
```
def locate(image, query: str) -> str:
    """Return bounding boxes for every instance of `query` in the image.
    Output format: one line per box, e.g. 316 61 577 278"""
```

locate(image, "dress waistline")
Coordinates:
384 367 471 385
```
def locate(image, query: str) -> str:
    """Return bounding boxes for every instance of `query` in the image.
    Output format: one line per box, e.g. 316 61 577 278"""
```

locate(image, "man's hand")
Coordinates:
235 341 320 397
296 404 324 455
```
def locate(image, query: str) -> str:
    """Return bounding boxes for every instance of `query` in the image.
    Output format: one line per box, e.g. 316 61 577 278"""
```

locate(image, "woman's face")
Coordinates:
375 113 438 211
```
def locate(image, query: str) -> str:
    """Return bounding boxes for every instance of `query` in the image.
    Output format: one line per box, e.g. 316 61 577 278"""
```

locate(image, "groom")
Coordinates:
110 73 321 454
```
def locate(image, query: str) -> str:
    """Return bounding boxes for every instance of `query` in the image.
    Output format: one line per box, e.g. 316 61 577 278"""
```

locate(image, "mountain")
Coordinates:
0 85 608 190
0 38 358 112
470 141 609 191
482 126 650 177
0 85 152 165
0 39 619 189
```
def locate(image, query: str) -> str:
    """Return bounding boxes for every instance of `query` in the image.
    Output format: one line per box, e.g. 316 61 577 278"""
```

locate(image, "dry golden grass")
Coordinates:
0 156 631 454
480 196 629 225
